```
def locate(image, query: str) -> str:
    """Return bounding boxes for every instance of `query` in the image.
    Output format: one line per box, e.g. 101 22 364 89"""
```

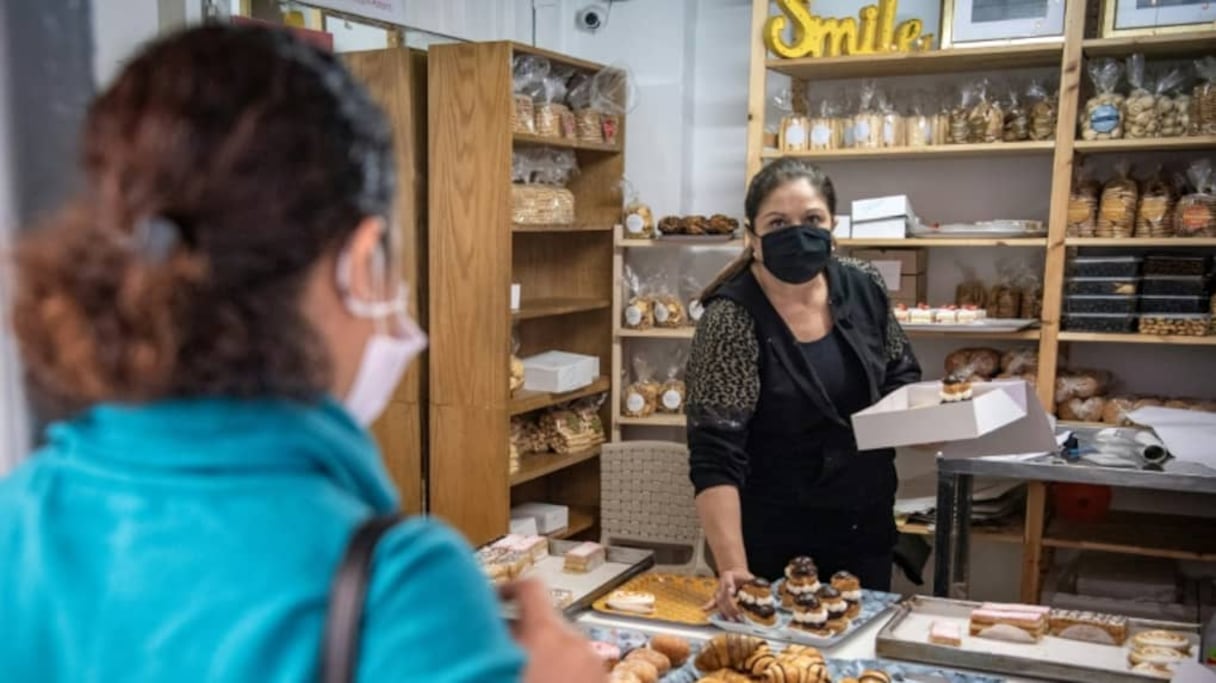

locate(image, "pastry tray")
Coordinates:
496 540 654 616
591 573 718 625
875 596 1201 683
899 319 1039 333
656 233 739 243
709 588 902 648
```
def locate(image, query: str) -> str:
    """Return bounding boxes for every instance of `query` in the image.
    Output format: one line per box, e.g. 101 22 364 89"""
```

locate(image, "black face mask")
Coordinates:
758 223 833 284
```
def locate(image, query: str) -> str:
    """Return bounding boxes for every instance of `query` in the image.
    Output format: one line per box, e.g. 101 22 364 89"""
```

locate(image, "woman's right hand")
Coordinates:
703 567 754 620
502 579 608 683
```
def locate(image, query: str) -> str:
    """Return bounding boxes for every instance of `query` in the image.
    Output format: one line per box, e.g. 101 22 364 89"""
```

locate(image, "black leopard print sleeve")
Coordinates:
838 256 922 393
685 298 760 494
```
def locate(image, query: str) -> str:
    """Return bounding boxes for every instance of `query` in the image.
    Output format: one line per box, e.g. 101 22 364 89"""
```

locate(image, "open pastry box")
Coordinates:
875 596 1201 683
481 538 654 616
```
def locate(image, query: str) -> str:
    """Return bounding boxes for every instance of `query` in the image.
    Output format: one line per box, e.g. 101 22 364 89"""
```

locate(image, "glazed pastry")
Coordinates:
1132 630 1191 653
624 648 671 676
1048 609 1128 645
781 556 821 607
1130 662 1175 680
1129 646 1187 667
788 594 831 636
859 671 892 683
969 605 1048 641
817 585 848 618
591 641 621 671
606 590 656 615
940 374 974 403
831 571 862 619
929 620 962 647
694 634 769 672
648 634 691 667
736 578 779 627
613 659 658 683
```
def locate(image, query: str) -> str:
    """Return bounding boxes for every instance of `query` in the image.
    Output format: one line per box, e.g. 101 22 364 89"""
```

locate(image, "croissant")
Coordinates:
763 660 829 683
694 634 768 672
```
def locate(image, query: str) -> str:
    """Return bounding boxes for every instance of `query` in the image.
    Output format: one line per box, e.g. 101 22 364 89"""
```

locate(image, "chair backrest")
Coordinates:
599 440 709 575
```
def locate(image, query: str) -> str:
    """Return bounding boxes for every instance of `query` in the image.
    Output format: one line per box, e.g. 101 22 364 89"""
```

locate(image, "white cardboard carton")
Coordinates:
852 194 914 222
833 215 851 239
850 217 910 240
852 379 1057 456
509 516 539 536
511 502 569 535
521 351 599 393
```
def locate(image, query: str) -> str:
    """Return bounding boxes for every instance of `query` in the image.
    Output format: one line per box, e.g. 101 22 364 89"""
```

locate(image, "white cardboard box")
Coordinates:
509 516 539 536
833 215 851 239
521 351 599 393
511 502 569 535
851 217 910 240
851 194 914 223
852 379 1057 456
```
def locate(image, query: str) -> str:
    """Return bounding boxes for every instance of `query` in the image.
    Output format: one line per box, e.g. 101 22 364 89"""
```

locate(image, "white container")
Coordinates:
509 516 539 536
833 215 852 239
851 217 910 240
521 351 599 393
511 502 569 535
510 283 521 311
852 194 915 222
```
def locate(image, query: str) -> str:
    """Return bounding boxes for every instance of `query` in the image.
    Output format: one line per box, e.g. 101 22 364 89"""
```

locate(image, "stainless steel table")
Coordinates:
932 451 1216 599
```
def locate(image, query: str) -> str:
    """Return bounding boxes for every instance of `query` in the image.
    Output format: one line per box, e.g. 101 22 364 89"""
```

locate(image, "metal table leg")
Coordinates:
951 474 974 599
933 466 956 597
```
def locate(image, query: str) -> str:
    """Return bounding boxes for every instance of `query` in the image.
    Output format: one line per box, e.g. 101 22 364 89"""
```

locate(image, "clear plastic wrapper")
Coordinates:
542 395 605 454
1058 396 1107 422
511 148 578 225
904 93 934 147
622 264 655 330
1134 166 1176 238
944 347 1002 380
572 394 607 442
1002 86 1029 142
512 55 549 134
1067 166 1100 238
1017 267 1043 320
948 83 974 145
1176 159 1216 237
1000 348 1038 376
968 79 1004 144
878 90 903 148
567 72 602 143
852 80 883 149
1154 67 1189 137
774 88 809 153
658 347 688 414
1123 54 1159 139
1096 161 1137 239
590 64 635 146
809 95 844 151
1055 368 1112 403
954 263 988 308
1195 56 1216 136
1027 79 1057 141
652 272 686 328
620 177 654 239
622 354 660 418
681 273 706 327
986 260 1023 319
1081 59 1125 140
535 69 574 139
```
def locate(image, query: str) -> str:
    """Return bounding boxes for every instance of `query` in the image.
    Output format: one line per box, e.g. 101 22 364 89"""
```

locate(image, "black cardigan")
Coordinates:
685 258 922 510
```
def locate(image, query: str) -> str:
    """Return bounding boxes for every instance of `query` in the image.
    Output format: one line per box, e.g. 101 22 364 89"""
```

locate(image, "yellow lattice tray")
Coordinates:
592 573 717 626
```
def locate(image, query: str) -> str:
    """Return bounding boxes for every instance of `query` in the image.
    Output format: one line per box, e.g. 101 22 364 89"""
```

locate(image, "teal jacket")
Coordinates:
0 398 525 682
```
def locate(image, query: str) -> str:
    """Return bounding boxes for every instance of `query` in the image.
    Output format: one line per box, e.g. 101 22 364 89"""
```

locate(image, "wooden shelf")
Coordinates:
547 506 596 540
1082 32 1216 60
616 414 687 428
1074 136 1216 154
1043 511 1216 562
905 328 1042 341
514 297 612 320
513 223 614 233
1057 332 1216 345
766 43 1062 80
839 238 1047 248
618 327 695 339
510 376 612 417
761 141 1055 161
618 237 745 249
898 516 1025 544
510 446 602 486
513 132 620 153
1066 237 1216 247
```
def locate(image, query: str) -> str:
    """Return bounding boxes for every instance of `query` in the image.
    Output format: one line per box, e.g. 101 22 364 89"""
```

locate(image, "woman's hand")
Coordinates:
703 567 754 620
501 579 607 683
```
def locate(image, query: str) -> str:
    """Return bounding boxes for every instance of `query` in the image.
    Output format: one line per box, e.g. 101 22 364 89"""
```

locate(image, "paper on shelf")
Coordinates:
1126 407 1216 470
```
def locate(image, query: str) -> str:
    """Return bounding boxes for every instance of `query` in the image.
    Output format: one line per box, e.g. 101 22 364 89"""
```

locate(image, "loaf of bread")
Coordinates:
1059 396 1107 422
945 348 1002 379
1055 369 1112 402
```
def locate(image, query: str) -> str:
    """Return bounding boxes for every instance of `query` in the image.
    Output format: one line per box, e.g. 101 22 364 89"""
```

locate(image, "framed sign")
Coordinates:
1100 0 1216 37
941 0 1067 47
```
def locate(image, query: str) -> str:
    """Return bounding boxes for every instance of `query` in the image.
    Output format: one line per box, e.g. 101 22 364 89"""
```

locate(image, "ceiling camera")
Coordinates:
576 5 607 32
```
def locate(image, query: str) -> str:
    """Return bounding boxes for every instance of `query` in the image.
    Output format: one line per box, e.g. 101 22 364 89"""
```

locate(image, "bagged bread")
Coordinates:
1135 167 1176 238
1055 369 1112 402
945 347 1002 379
622 355 660 418
1176 159 1216 238
1102 396 1137 425
1080 59 1125 140
1058 396 1107 423
1000 348 1038 375
1096 162 1138 239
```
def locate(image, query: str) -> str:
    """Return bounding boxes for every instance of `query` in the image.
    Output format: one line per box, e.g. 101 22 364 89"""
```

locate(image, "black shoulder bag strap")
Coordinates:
320 515 401 683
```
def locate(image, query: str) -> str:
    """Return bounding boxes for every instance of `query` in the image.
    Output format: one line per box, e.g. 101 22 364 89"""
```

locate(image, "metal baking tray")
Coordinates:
875 596 1200 683
709 587 902 648
899 319 1039 333
484 538 654 617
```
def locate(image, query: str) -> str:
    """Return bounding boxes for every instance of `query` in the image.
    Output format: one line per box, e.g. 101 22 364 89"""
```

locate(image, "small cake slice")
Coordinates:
929 620 962 647
606 590 656 615
893 303 910 323
563 541 606 573
940 373 974 403
910 303 933 324
934 306 959 324
736 578 779 627
788 594 831 636
831 571 862 619
1048 609 1128 645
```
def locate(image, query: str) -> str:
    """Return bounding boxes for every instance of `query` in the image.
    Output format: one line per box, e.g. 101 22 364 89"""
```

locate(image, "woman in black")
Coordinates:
686 158 922 616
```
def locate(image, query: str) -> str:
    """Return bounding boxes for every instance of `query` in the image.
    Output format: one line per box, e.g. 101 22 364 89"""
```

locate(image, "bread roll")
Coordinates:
945 347 1002 379
1102 396 1136 425
648 635 691 667
1059 396 1107 422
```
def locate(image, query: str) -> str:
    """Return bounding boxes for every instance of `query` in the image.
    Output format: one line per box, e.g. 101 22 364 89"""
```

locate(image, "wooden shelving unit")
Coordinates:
898 516 1025 545
616 414 688 428
838 238 1047 248
428 41 620 546
617 238 746 249
1042 511 1216 562
904 328 1043 341
618 328 697 340
744 0 1216 603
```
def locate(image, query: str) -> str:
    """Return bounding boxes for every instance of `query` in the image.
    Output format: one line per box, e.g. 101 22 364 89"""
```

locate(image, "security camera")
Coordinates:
576 5 608 32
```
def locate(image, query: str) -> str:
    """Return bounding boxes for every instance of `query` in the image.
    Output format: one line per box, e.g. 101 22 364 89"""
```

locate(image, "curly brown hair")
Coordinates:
11 25 394 415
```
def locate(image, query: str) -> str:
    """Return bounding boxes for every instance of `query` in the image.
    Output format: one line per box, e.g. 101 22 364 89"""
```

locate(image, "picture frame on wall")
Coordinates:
1100 0 1216 37
941 0 1067 48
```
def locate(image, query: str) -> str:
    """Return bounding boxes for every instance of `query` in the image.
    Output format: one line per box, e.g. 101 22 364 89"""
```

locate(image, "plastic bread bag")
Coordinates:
511 148 577 225
509 326 524 395
590 64 635 145
622 264 655 330
1154 66 1188 137
986 259 1022 319
1026 79 1057 141
1135 165 1177 238
619 177 654 239
808 96 839 151
535 68 573 138
652 270 687 329
622 354 660 418
1176 159 1216 237
1123 54 1159 139
512 54 549 134
1000 347 1038 376
541 403 596 455
953 262 988 308
1055 368 1112 402
1096 160 1138 239
853 80 882 149
948 82 974 145
773 87 808 152
1194 56 1216 135
968 78 1004 144
570 393 607 443
1015 264 1042 320
658 346 688 414
681 272 707 326
567 71 602 143
1081 58 1125 140
1058 396 1107 423
1003 85 1029 142
877 89 902 148
904 91 933 147
1067 164 1100 238
944 347 1002 380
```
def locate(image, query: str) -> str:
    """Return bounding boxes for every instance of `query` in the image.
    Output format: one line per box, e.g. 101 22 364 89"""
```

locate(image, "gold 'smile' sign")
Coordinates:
764 0 934 58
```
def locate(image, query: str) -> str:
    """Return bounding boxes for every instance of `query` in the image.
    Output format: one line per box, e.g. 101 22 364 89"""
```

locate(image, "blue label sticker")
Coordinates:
1090 104 1120 134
